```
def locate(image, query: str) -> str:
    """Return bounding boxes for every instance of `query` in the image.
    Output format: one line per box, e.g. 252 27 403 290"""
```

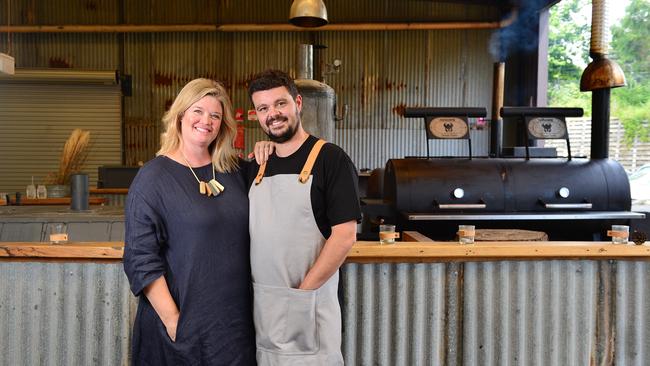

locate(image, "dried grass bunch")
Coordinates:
46 129 91 185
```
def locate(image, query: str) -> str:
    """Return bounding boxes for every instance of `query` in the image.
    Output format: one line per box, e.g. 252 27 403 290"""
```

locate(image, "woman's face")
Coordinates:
180 95 223 150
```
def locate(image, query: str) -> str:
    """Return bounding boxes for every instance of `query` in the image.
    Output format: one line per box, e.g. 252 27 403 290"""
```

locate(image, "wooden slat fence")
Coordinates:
545 118 650 172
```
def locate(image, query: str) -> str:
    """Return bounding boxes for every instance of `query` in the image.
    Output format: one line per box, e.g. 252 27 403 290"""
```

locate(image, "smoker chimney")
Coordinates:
580 0 626 159
490 62 505 157
294 43 336 142
296 44 314 80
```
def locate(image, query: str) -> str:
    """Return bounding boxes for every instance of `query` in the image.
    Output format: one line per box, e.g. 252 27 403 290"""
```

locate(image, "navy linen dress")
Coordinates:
124 156 256 365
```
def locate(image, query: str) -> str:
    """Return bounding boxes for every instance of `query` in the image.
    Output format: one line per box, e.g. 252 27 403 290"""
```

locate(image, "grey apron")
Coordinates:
249 140 344 365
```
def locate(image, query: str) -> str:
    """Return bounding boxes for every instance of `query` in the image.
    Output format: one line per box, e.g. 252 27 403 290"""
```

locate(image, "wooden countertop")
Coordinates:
1 197 108 206
1 240 649 263
89 188 129 194
347 241 650 263
0 242 124 262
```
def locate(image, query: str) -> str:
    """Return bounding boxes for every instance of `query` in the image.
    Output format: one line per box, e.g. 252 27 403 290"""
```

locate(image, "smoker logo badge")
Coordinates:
429 117 468 139
528 117 567 139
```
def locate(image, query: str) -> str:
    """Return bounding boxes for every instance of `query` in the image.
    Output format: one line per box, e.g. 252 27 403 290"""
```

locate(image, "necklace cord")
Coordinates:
180 151 215 183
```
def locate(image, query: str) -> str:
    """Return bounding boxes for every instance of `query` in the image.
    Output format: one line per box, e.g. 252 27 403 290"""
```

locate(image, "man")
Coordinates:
247 69 361 365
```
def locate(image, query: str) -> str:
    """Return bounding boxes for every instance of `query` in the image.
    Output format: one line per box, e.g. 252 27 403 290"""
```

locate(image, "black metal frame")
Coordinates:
403 107 487 160
500 107 584 160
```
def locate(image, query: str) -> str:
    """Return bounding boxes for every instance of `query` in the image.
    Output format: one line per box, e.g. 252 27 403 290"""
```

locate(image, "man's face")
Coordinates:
251 86 302 143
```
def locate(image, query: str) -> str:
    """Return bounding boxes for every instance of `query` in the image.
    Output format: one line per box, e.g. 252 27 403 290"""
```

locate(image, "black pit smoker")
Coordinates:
381 107 644 241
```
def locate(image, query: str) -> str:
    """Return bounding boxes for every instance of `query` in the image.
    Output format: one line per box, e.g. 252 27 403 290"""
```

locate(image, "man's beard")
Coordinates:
264 114 299 143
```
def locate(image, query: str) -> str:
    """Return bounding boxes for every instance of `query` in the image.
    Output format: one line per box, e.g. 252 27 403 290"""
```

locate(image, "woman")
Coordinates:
124 78 256 365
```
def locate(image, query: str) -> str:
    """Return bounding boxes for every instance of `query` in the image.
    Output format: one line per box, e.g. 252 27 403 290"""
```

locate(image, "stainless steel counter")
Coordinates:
0 206 124 242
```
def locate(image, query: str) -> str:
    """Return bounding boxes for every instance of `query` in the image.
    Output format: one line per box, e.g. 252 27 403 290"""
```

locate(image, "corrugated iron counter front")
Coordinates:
1 240 649 365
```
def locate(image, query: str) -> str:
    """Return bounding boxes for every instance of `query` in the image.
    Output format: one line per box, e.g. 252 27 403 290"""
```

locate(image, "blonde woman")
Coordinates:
124 78 256 365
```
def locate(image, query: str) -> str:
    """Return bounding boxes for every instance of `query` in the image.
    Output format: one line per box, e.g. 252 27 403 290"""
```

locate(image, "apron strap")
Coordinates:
255 139 326 185
298 139 327 183
254 162 267 185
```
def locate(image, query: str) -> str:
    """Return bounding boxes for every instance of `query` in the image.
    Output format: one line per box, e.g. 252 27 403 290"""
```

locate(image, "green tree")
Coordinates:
611 0 650 143
549 0 650 142
548 0 590 81
548 0 592 113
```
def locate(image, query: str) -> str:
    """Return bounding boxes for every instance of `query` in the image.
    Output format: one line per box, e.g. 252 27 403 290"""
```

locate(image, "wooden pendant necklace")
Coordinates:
180 153 225 197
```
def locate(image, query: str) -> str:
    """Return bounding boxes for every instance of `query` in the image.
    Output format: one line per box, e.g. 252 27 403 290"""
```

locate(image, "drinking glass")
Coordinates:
379 224 399 245
36 185 47 199
609 225 629 244
458 225 475 244
49 223 68 244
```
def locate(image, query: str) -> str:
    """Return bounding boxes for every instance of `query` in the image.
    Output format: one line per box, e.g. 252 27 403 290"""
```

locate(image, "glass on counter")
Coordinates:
49 223 68 244
379 224 399 245
458 225 476 245
608 225 629 244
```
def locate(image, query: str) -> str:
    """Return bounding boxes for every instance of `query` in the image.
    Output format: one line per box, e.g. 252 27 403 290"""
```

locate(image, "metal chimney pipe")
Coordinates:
591 89 611 159
490 62 505 157
296 44 314 80
580 0 626 159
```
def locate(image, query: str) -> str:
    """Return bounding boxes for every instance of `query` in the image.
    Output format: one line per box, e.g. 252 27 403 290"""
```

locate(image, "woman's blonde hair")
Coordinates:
157 78 239 173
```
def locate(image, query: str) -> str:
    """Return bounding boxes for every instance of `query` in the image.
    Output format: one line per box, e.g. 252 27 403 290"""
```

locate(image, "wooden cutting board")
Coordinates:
475 229 548 241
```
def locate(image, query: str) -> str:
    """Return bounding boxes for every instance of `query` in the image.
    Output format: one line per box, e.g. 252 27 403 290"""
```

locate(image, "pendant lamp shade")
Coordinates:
289 0 328 28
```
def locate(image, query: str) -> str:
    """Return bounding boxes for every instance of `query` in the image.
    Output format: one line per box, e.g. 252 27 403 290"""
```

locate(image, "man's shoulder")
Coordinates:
321 141 347 155
319 141 352 165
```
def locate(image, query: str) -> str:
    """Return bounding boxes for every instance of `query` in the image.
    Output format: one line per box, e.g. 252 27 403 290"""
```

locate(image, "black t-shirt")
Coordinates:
247 135 362 239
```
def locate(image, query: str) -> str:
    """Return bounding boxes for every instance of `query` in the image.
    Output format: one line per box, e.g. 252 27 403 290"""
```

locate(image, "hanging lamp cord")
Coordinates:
6 0 11 55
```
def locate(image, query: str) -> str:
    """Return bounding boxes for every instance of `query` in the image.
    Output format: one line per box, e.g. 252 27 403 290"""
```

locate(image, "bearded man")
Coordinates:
246 69 361 365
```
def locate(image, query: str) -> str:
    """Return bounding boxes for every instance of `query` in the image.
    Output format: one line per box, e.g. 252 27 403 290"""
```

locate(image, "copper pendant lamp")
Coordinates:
289 0 328 28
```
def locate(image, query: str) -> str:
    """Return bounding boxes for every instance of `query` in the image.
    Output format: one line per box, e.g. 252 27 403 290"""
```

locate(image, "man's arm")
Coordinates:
299 220 357 290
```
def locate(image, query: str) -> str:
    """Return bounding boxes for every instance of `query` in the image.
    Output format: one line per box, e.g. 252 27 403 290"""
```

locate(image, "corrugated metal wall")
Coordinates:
0 81 122 193
342 262 449 365
341 260 650 366
462 261 597 366
2 259 649 365
4 0 500 171
616 261 650 365
0 262 137 366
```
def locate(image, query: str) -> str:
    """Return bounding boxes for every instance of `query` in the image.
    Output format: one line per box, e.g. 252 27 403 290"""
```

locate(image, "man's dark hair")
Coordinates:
247 69 299 102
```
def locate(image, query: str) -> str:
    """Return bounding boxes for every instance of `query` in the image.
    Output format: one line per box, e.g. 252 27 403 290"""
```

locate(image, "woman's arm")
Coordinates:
124 190 178 340
143 276 180 341
248 140 275 164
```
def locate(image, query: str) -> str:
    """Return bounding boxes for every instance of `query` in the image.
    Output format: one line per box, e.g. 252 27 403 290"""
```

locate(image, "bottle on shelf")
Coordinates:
26 176 37 199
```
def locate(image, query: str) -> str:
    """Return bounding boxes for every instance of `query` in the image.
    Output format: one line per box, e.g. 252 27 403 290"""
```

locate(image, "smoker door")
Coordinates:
384 159 506 214
507 158 631 212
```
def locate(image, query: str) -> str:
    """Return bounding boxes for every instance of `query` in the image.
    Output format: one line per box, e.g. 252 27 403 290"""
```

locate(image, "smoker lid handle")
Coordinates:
403 107 487 118
543 203 593 209
500 107 584 118
438 203 487 209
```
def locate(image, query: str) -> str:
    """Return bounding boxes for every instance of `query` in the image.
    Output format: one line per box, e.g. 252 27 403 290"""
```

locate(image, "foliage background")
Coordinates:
548 0 650 144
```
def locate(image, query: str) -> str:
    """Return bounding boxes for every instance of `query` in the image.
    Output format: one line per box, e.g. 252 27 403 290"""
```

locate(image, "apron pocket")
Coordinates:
253 282 319 355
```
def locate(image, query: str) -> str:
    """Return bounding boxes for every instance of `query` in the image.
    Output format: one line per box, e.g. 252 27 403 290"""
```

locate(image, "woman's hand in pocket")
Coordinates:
162 312 179 342
142 276 181 342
